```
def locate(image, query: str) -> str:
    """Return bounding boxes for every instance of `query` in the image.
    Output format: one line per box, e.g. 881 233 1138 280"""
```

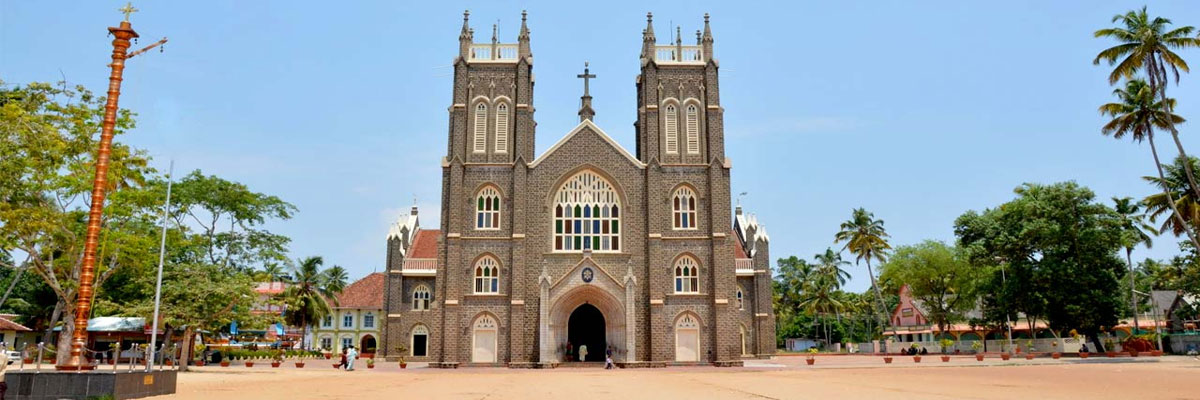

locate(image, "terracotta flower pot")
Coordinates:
1079 352 1088 359
940 356 950 362
1151 350 1163 357
1129 350 1139 357
1051 353 1061 359
368 364 376 369
400 362 408 369
107 359 116 365
1106 351 1117 358
1025 354 1034 360
166 360 174 366
295 362 305 368
1000 354 1011 361
245 362 254 367
883 357 893 364
194 360 205 366
912 356 921 363
805 358 815 365
22 359 32 365
975 354 984 361
324 354 332 359
220 361 230 367
271 362 281 368
333 363 341 369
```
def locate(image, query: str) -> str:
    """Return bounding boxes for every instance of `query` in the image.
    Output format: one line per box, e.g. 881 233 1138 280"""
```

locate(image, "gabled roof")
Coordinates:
408 229 441 259
732 229 749 259
336 273 384 310
529 119 646 169
0 315 31 332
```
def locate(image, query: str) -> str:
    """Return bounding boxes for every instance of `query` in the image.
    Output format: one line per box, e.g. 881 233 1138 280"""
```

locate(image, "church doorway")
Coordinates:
675 313 700 362
567 303 606 362
472 314 498 363
360 334 377 353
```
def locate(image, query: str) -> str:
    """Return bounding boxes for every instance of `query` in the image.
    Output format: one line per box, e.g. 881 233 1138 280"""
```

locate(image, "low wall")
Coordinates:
7 369 177 400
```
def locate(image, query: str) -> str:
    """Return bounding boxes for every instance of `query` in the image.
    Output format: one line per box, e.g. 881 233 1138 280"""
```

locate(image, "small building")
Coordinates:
53 317 164 361
0 314 34 350
311 273 383 355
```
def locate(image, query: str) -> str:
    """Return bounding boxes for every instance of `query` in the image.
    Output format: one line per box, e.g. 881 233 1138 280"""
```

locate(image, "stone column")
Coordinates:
538 268 554 364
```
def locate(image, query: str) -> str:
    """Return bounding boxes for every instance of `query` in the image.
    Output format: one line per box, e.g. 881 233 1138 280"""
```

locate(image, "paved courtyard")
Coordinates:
165 355 1200 399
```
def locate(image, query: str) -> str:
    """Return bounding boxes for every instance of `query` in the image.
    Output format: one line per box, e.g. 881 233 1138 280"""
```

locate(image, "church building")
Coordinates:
382 11 775 367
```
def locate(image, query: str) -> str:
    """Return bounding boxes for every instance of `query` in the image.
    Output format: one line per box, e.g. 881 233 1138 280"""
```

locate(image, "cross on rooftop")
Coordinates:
577 61 596 97
119 2 138 22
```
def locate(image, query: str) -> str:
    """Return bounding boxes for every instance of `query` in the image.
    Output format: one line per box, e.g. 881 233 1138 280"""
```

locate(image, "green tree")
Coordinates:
321 265 349 294
812 248 851 288
1143 156 1200 238
0 82 158 362
956 182 1126 349
834 208 891 343
1098 79 1194 247
1112 196 1158 332
170 171 296 271
1095 7 1200 200
878 240 983 338
282 256 340 349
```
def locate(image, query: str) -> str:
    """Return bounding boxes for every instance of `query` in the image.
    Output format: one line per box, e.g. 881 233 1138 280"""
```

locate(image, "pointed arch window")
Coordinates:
474 257 500 294
495 103 509 153
674 256 700 294
664 104 679 154
473 103 488 153
553 170 621 252
412 284 432 310
736 287 745 310
476 186 501 230
685 104 700 154
672 187 697 230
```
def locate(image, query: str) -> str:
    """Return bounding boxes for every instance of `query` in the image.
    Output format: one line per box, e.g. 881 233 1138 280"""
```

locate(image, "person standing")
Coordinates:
604 346 614 369
578 344 588 363
346 346 358 371
339 347 348 370
0 343 9 399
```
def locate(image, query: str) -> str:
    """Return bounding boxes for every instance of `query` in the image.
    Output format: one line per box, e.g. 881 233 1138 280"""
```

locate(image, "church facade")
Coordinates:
381 11 775 367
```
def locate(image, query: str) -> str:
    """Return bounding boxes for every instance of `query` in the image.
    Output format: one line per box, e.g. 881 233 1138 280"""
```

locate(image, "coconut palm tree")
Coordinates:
1143 156 1200 237
258 263 286 282
813 248 852 288
1113 196 1158 333
1095 7 1200 198
282 256 339 350
1099 79 1197 248
834 208 891 345
798 273 844 345
321 265 349 294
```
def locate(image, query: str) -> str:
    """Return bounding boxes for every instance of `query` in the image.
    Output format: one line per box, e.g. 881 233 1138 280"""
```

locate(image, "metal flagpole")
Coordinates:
147 160 174 372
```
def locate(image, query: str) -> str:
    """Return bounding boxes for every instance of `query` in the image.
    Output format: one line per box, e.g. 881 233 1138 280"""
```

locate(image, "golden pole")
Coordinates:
56 18 139 371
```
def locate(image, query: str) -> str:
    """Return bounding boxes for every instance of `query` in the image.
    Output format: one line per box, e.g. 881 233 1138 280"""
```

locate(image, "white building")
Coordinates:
310 273 383 354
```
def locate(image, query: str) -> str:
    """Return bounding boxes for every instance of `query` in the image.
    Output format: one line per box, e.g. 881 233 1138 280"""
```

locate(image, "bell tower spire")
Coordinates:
458 10 473 59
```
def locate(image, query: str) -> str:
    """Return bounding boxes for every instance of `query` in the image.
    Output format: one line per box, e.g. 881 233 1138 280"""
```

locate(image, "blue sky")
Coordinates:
4 1 1200 292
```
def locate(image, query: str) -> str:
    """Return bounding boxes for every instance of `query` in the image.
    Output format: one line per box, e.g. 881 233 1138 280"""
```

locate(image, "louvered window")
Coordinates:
473 103 487 153
664 104 678 154
685 104 700 154
495 103 508 153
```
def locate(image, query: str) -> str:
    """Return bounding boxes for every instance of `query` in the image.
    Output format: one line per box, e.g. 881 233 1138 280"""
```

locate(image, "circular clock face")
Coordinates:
582 267 594 283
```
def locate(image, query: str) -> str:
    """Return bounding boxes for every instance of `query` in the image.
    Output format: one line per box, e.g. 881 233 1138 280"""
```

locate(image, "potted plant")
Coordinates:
1024 340 1035 360
220 350 231 367
367 357 376 369
271 350 282 368
972 341 984 361
245 351 255 368
939 338 954 362
1000 343 1011 361
1104 338 1117 358
323 349 332 360
883 355 893 364
805 348 817 365
911 343 922 363
396 344 409 369
1050 341 1060 359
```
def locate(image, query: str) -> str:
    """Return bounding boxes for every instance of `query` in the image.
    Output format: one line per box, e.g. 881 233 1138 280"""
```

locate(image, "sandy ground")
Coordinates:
162 355 1200 400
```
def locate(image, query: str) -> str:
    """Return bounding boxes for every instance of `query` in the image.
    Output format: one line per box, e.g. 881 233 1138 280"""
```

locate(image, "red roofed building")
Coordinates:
311 273 384 354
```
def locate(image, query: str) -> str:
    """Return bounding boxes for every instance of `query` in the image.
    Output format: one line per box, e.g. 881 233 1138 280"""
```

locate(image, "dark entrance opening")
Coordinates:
412 334 428 357
567 303 606 362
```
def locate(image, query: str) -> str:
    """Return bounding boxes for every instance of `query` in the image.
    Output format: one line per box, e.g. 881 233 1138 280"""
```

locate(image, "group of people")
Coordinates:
565 343 615 369
336 346 360 371
903 346 929 356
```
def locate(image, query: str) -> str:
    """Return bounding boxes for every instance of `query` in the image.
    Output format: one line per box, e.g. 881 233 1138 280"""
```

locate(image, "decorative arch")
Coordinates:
471 313 500 363
547 283 628 363
674 311 702 362
473 255 500 294
359 334 377 353
671 185 698 230
475 185 502 230
673 254 701 294
552 169 622 252
494 101 510 153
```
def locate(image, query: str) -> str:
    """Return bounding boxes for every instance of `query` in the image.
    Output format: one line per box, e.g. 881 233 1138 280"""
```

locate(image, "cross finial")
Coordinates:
119 2 138 22
577 61 596 97
577 62 598 122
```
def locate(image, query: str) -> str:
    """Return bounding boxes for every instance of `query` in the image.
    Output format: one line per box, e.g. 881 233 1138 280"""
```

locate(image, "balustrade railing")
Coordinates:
402 258 439 274
468 44 519 62
654 45 704 64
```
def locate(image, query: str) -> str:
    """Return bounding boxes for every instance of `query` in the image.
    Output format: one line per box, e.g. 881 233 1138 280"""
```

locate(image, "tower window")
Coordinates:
474 256 500 294
473 103 488 153
413 284 432 310
672 186 698 230
495 103 509 153
476 186 501 230
664 104 678 154
674 256 700 294
685 104 700 154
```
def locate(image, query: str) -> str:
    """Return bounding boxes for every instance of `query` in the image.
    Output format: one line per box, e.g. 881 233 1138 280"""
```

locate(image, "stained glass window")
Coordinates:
553 171 621 252
673 187 697 230
476 186 501 230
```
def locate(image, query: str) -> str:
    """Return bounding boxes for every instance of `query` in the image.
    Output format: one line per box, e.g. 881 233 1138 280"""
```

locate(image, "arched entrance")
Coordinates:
472 314 498 363
360 334 377 353
675 313 700 362
568 303 606 361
